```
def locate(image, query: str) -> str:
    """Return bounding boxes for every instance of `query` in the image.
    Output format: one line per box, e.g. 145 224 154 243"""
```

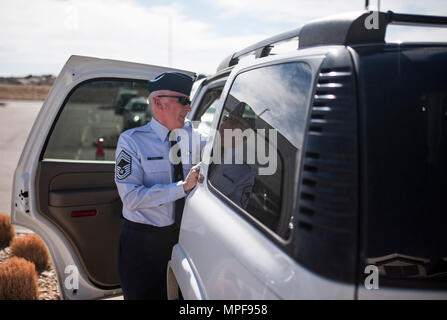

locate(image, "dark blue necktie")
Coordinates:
169 131 185 228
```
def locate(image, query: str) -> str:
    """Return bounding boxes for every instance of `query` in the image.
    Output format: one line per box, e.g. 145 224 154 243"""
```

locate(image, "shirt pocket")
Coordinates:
142 159 171 186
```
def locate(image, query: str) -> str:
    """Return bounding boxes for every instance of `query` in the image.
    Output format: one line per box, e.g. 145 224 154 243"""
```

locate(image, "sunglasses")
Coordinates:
156 95 191 106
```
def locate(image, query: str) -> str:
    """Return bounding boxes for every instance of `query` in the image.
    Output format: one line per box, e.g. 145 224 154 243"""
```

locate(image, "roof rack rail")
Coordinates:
386 11 447 28
216 27 301 72
216 10 447 72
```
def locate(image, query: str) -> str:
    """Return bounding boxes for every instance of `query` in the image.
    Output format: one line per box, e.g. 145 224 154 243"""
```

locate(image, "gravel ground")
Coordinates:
0 233 61 300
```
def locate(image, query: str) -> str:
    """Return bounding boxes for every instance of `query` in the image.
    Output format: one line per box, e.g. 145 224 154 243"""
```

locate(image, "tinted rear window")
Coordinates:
359 45 447 289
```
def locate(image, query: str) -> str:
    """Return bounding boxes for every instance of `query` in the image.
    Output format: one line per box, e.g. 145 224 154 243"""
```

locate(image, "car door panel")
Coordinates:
37 161 121 287
49 188 118 207
12 55 195 299
175 64 282 299
180 182 280 299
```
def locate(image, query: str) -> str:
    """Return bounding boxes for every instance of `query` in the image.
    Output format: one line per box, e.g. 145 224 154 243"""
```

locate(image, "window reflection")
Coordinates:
195 88 223 136
229 62 312 149
209 62 313 235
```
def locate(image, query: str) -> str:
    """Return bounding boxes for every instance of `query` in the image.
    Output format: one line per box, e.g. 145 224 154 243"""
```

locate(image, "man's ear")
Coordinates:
153 97 162 109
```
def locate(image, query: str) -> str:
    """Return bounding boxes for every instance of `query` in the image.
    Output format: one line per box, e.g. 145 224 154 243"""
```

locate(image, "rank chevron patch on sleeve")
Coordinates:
116 150 132 180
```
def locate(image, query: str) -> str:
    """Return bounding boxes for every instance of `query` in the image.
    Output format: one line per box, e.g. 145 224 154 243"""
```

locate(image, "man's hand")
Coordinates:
183 163 202 191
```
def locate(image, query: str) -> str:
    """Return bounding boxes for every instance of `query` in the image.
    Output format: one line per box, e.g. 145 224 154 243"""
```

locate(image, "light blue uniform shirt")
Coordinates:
115 117 205 227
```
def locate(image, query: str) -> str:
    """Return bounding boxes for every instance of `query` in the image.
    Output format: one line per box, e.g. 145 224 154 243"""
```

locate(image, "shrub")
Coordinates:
10 234 50 273
0 257 39 300
0 214 15 249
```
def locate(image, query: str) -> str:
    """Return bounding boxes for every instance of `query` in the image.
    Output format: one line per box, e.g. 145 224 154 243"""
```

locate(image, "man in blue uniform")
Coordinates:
115 72 204 300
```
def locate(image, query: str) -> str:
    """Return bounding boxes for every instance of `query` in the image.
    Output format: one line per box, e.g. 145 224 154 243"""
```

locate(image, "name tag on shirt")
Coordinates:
147 156 164 160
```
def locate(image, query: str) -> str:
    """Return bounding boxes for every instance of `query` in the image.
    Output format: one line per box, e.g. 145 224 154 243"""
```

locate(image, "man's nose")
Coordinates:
184 104 192 112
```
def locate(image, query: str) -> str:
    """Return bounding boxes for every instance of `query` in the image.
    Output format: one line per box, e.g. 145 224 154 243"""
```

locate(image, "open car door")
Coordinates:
11 55 195 300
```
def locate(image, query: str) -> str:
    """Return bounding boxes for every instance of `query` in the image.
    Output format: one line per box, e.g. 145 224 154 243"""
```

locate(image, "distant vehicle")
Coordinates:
122 97 151 130
114 89 138 115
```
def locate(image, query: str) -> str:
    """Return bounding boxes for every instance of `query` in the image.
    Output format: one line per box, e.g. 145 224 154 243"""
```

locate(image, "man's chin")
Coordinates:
172 122 184 130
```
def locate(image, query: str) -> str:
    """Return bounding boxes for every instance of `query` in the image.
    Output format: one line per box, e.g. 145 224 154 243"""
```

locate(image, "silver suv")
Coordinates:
12 10 447 299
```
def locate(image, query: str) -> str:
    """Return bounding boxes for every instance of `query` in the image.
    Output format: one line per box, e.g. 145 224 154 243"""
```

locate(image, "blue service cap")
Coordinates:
148 72 194 96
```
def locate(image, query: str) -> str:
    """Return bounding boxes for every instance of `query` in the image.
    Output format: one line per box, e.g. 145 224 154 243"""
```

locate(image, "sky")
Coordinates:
0 0 446 77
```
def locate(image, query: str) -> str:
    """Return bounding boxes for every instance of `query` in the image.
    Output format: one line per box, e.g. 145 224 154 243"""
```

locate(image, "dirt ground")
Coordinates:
0 84 51 101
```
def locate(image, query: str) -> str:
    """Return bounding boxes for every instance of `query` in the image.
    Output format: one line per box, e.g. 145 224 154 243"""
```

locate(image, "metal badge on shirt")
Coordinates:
116 150 132 180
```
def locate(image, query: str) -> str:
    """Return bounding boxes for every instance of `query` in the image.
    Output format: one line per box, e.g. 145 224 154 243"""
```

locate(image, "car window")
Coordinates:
42 79 149 161
208 62 312 237
194 87 223 136
131 103 149 112
360 46 447 289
